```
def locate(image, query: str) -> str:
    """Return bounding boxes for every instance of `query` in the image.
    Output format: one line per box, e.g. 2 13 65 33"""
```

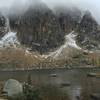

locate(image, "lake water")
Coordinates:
0 68 100 100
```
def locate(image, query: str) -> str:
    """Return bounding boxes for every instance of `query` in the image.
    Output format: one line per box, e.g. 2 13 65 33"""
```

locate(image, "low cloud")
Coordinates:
0 0 100 23
42 0 100 23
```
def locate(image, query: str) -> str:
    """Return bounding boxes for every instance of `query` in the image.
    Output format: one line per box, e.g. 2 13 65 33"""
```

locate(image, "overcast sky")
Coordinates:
0 0 100 23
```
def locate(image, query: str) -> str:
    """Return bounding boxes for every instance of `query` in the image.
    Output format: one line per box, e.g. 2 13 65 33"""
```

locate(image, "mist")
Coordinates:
42 0 100 24
0 0 100 23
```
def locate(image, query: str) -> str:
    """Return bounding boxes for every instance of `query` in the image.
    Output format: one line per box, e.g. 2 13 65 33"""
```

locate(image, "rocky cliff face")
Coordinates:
0 13 9 38
7 2 100 53
54 7 100 50
0 2 100 68
9 2 64 54
77 11 100 50
54 6 82 33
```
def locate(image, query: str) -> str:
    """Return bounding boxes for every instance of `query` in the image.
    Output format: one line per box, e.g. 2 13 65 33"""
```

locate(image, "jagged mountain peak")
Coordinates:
77 10 99 50
0 5 100 53
9 1 64 54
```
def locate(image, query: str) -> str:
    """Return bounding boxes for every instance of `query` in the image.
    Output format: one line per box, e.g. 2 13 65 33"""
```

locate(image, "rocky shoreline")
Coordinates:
0 66 98 71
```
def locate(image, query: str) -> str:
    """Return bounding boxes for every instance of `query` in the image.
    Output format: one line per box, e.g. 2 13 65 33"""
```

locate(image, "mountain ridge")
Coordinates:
0 2 100 68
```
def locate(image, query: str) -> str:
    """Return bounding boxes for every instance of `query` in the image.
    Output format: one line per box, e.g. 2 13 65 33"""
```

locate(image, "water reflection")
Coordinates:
0 68 100 100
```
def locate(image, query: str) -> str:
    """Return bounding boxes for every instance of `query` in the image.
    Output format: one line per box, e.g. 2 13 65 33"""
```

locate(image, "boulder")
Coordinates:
91 93 100 100
3 79 23 97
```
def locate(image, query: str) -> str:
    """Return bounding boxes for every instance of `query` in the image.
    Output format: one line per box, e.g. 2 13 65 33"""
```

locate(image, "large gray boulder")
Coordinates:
3 79 23 97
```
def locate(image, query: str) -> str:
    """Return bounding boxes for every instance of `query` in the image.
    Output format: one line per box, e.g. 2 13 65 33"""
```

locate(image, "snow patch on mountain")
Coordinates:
0 30 82 60
0 31 20 48
42 31 81 59
66 31 81 49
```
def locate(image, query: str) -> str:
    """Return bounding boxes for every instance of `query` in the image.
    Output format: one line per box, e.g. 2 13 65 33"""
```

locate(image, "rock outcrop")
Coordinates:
8 2 100 53
54 6 82 33
9 1 64 54
0 13 9 38
77 11 100 50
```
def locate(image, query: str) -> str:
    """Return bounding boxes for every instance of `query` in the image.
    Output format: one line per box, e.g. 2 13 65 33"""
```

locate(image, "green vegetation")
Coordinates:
8 83 70 100
8 73 70 100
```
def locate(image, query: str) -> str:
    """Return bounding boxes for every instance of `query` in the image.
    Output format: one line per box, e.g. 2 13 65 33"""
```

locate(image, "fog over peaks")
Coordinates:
0 0 100 23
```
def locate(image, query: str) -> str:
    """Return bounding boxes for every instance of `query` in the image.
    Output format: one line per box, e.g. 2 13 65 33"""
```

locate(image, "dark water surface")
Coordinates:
0 68 100 100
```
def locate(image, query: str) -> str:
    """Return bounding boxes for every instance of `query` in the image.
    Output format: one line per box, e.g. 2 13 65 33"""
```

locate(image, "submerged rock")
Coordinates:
60 82 71 87
91 93 100 100
3 79 23 97
50 74 58 77
87 73 97 77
